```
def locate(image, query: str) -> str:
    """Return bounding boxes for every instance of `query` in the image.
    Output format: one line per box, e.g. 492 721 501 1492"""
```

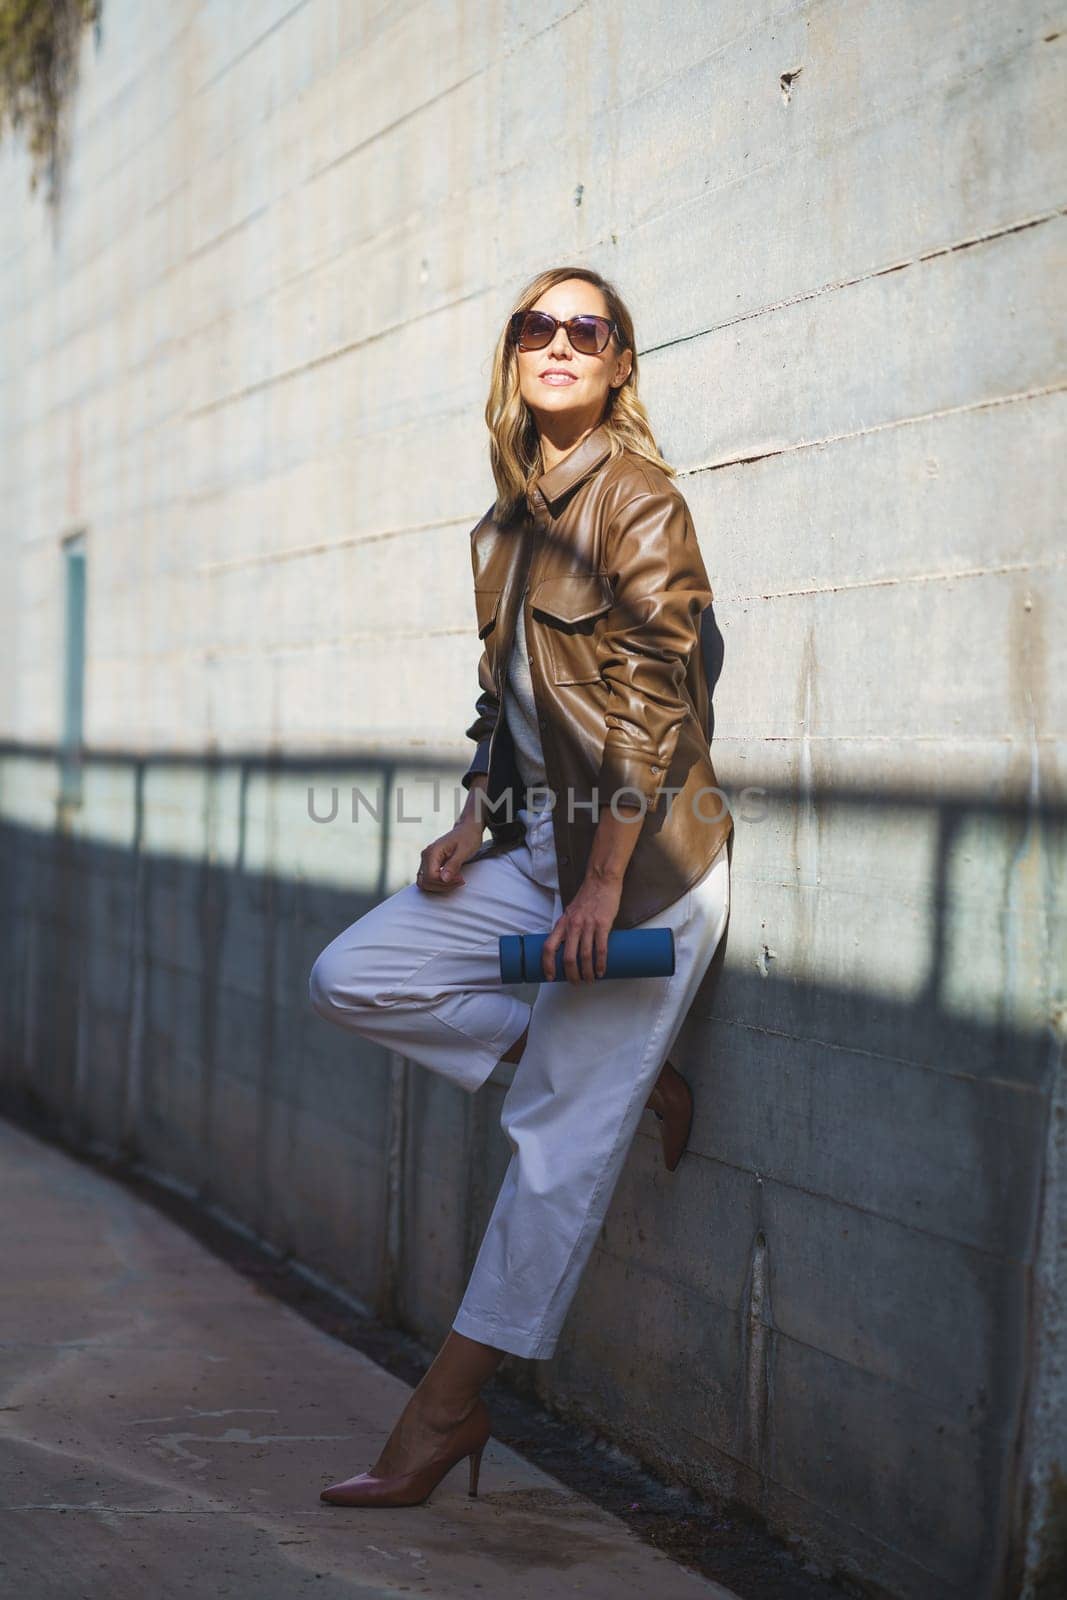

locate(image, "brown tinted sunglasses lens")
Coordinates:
512 312 555 349
569 317 609 353
511 312 610 354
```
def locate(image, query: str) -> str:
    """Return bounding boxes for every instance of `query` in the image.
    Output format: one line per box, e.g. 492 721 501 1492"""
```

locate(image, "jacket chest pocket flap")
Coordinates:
530 571 615 684
474 588 502 640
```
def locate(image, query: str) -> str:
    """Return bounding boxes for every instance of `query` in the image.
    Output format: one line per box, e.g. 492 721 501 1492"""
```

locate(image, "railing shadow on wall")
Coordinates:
0 735 1062 1600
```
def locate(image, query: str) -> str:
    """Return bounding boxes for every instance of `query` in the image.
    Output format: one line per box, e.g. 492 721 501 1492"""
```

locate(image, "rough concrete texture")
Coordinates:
0 3 1064 1599
0 1116 738 1600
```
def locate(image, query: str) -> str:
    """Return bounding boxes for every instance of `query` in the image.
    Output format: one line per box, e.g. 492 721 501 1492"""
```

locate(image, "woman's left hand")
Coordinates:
541 872 624 984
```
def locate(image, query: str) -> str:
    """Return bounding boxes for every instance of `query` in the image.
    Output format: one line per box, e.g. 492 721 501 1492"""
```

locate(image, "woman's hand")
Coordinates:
539 798 642 982
540 871 624 984
416 816 485 893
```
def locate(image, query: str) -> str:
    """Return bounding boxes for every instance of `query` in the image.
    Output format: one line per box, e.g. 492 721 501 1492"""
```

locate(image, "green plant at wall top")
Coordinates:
0 0 101 201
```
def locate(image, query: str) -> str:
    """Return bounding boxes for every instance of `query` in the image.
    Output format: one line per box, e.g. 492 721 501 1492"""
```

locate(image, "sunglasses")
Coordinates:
508 309 619 356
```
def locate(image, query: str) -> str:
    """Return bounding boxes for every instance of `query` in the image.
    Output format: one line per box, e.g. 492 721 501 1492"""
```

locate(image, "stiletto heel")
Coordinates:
467 1441 485 1497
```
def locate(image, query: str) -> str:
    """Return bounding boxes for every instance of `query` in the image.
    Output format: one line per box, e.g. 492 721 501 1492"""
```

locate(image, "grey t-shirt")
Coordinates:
504 591 549 794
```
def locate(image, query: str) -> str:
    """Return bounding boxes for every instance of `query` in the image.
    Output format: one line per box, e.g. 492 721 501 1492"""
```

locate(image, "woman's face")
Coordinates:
514 278 632 437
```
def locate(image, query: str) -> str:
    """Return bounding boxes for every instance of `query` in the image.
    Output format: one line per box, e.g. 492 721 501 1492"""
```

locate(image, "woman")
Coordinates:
308 266 733 1508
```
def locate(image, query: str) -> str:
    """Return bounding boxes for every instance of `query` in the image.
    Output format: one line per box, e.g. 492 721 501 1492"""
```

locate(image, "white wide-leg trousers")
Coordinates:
308 801 730 1360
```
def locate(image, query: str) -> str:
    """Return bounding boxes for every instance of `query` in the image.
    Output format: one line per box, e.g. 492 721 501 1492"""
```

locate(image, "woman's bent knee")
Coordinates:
307 952 334 1020
308 949 367 1023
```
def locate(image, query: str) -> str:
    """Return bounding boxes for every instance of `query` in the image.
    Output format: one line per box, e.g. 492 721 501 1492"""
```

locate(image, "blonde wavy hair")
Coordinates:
484 266 675 524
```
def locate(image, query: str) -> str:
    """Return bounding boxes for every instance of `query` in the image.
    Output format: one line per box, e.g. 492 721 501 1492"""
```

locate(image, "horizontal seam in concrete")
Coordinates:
654 206 1067 358
193 515 477 575
195 549 1066 588
317 52 490 179
194 0 317 98
721 1016 1049 1098
690 380 1067 476
315 0 592 184
745 557 1066 600
589 1237 1021 1420
185 284 486 417
648 1142 1037 1263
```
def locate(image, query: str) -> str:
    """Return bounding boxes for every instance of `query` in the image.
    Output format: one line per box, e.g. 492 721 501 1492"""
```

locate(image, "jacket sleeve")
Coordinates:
595 483 712 809
460 510 500 792
460 645 498 791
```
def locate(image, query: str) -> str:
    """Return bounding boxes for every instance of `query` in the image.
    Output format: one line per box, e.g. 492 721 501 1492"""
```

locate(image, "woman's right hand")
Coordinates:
415 815 486 893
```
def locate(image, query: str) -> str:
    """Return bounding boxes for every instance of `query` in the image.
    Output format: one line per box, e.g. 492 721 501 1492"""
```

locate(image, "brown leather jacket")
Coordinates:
459 422 732 929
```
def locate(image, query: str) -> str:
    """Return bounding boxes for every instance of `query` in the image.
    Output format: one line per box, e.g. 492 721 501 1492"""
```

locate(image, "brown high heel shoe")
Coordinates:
644 1057 693 1172
319 1396 492 1508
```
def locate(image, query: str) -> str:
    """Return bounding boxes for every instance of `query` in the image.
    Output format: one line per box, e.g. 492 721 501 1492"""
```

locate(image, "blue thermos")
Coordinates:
499 927 675 984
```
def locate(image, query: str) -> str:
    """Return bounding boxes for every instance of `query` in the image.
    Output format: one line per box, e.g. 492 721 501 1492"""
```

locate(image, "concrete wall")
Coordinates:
1 4 1064 1597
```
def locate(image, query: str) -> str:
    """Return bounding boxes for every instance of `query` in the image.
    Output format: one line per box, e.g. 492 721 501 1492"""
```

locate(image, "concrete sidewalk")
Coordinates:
0 1117 738 1600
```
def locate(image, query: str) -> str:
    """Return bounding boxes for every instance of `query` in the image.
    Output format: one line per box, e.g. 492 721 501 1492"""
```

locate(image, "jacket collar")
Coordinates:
528 422 613 513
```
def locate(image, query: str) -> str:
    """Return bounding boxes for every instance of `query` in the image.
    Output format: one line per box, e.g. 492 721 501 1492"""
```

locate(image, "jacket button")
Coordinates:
558 853 569 865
